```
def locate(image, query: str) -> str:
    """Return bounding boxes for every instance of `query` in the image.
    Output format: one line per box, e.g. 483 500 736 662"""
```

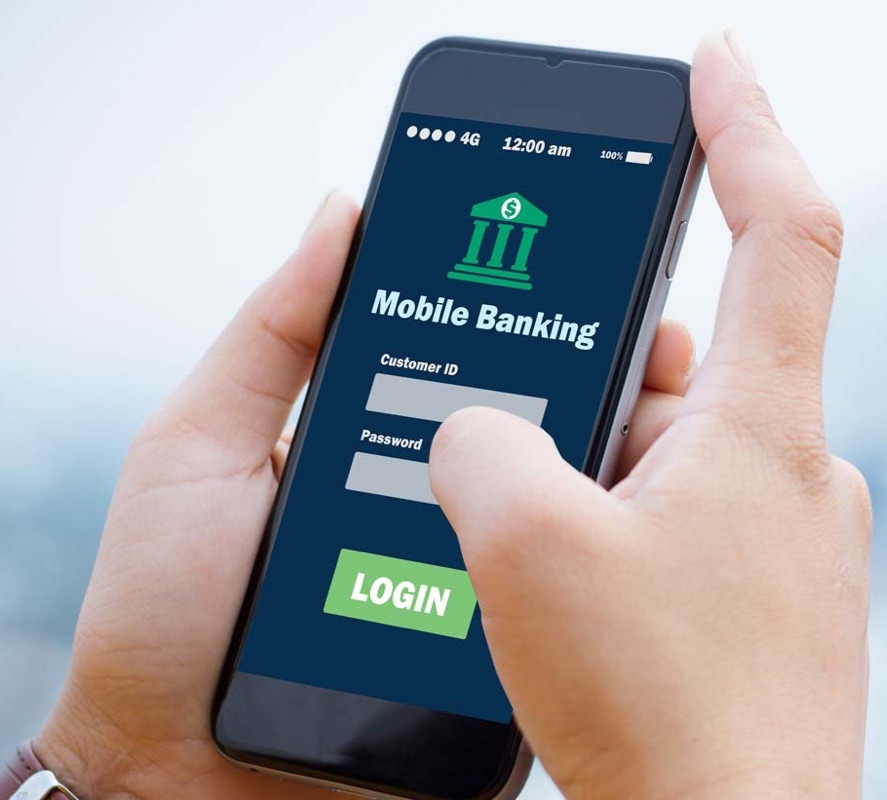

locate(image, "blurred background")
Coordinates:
0 1 883 795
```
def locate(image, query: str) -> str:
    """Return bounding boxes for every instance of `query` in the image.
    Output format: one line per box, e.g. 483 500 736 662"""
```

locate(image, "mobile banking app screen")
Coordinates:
238 114 673 723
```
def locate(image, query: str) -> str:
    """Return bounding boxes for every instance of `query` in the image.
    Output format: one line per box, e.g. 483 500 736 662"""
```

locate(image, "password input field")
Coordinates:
365 373 547 426
346 452 437 505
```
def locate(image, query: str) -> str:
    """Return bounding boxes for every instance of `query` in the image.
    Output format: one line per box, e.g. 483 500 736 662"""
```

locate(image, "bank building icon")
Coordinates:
447 192 548 291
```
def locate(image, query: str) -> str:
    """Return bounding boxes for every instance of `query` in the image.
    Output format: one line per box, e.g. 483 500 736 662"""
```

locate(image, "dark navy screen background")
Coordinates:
238 113 672 723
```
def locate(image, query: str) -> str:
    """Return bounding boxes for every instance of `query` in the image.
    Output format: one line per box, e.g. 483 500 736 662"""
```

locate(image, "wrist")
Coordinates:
555 745 861 800
34 687 143 800
657 764 862 800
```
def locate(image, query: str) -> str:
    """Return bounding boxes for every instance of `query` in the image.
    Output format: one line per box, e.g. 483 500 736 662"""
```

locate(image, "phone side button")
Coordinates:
665 220 688 280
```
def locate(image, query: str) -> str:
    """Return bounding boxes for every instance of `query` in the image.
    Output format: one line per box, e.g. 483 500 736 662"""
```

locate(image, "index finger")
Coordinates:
149 192 359 472
690 32 843 406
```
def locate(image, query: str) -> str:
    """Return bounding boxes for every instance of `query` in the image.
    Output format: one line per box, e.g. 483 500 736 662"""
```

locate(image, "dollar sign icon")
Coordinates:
500 197 521 220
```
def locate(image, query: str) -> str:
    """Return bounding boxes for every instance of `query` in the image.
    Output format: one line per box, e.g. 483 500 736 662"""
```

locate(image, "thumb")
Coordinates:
429 407 624 779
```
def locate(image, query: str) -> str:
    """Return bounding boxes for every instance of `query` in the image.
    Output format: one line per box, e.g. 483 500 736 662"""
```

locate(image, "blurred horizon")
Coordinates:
1 1 884 796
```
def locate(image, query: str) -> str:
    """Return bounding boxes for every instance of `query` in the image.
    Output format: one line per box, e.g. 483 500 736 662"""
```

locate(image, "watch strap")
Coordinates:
1 741 75 800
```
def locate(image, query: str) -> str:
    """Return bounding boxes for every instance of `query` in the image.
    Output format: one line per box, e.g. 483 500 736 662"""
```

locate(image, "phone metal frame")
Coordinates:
221 740 535 800
213 36 705 800
596 139 704 487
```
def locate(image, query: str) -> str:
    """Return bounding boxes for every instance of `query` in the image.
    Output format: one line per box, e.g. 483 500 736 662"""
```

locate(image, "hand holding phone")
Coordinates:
31 32 868 800
429 33 868 800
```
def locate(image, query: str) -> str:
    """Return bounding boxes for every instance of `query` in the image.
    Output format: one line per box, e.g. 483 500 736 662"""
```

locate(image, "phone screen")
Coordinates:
233 111 673 724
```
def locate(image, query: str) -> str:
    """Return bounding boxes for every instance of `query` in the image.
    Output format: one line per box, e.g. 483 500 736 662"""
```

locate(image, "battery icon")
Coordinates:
626 151 653 165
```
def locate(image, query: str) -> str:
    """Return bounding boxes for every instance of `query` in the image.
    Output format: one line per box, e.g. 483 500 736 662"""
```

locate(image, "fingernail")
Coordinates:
301 190 335 243
725 29 756 80
681 329 697 379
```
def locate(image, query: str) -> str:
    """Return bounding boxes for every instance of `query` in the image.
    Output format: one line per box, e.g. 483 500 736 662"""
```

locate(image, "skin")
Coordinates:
34 30 870 800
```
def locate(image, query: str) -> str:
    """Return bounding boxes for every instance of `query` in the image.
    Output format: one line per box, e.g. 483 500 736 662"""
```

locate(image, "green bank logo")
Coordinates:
448 192 548 291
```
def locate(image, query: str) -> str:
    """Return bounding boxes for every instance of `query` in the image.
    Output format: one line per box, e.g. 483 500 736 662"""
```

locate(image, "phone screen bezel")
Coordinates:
213 37 698 800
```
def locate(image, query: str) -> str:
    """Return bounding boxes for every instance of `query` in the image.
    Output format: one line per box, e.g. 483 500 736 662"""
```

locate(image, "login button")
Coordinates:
323 549 477 639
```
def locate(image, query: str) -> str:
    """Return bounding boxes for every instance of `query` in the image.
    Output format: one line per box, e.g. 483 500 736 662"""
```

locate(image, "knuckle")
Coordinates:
778 426 832 490
736 393 832 487
466 476 572 585
780 196 844 269
706 80 781 155
826 457 873 610
703 392 831 489
832 456 874 550
742 80 782 132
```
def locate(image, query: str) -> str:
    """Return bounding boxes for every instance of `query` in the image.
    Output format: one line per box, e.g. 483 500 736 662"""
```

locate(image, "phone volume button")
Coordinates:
665 220 688 280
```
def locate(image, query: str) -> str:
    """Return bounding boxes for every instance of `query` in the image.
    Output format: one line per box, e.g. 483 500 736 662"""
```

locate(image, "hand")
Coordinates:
430 32 871 800
34 190 694 798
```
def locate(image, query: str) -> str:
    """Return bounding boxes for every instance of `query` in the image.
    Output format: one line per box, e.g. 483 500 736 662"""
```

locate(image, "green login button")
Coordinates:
323 549 477 639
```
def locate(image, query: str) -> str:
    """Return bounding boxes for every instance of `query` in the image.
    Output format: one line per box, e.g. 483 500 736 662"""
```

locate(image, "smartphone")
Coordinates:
213 37 703 800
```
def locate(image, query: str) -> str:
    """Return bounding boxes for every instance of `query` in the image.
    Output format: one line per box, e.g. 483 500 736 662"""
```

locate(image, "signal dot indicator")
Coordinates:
444 130 456 143
419 127 430 140
406 125 418 138
431 128 442 141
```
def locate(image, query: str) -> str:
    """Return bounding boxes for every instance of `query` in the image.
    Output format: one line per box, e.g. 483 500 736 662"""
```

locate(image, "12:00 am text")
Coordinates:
502 137 572 157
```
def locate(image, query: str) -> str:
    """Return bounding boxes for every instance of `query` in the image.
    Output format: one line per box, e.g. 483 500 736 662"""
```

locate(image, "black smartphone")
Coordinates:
213 37 703 800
